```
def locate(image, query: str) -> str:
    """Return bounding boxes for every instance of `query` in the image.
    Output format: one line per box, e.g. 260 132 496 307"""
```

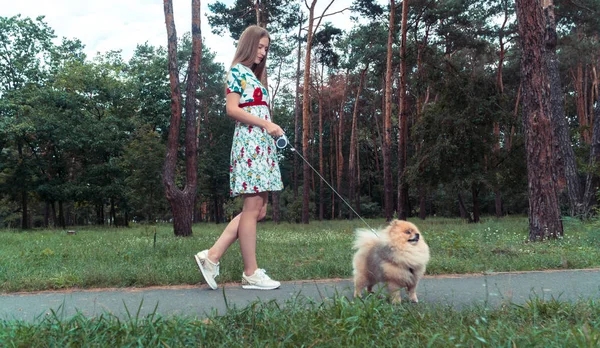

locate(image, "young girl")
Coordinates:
194 25 284 290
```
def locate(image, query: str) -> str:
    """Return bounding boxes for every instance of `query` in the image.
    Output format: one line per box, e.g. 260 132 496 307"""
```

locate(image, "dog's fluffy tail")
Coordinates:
353 228 386 250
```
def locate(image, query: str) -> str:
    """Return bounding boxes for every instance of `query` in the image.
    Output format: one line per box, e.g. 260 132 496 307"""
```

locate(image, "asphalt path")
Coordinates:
1 269 599 323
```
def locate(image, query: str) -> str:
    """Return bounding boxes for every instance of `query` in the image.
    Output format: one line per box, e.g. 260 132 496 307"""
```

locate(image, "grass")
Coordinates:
1 216 599 346
1 295 599 347
1 216 599 293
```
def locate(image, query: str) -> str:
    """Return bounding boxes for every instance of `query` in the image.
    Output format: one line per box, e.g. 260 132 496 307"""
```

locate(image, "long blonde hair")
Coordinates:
230 25 270 85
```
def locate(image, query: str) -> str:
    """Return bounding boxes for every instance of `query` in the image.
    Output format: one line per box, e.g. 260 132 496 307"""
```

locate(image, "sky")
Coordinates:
4 0 363 68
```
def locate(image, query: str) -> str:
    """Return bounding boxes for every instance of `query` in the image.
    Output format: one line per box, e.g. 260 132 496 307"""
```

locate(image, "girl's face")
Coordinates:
255 37 269 65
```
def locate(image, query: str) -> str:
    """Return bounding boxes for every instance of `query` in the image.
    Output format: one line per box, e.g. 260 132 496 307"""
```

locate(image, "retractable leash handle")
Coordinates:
275 134 289 149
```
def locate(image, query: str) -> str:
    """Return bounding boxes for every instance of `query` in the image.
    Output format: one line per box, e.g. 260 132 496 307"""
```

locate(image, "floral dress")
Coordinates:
226 63 283 197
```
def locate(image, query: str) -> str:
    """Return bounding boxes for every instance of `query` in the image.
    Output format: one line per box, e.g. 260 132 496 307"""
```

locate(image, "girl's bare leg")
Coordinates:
207 193 268 272
207 213 241 263
238 192 268 276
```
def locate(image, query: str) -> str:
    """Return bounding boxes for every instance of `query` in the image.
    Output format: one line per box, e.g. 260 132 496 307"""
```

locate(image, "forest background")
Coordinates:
1 0 599 234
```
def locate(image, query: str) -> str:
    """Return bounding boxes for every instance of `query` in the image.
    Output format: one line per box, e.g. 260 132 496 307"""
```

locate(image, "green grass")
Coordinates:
1 216 599 346
1 216 599 293
1 296 599 347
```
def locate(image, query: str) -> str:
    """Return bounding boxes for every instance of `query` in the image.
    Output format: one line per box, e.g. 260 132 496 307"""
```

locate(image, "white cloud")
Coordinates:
5 0 236 66
4 1 375 68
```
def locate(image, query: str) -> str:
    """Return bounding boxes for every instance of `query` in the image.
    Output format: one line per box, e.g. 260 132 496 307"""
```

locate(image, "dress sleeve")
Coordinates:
226 66 244 95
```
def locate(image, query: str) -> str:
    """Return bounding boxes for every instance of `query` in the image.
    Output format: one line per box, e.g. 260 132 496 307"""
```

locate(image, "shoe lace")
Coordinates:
212 263 220 278
254 268 269 279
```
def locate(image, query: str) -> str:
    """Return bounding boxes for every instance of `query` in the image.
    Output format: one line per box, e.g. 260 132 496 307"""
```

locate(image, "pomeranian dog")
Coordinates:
352 219 430 303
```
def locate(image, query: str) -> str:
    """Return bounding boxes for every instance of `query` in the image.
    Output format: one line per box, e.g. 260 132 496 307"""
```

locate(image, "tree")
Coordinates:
162 0 202 236
313 23 342 220
383 0 397 222
300 0 336 223
515 0 563 240
207 0 300 38
120 125 168 223
0 15 55 229
397 0 410 220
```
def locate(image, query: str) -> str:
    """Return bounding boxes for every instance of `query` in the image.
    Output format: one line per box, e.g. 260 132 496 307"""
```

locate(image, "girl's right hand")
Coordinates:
264 122 284 138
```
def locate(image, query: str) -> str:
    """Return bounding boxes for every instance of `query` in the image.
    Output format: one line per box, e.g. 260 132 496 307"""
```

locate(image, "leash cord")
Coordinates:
285 142 378 236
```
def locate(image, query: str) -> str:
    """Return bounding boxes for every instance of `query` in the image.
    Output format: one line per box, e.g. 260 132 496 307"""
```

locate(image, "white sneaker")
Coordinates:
241 269 280 290
194 250 219 290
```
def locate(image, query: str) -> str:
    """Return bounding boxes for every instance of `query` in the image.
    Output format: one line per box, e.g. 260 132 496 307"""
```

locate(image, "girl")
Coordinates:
194 25 284 290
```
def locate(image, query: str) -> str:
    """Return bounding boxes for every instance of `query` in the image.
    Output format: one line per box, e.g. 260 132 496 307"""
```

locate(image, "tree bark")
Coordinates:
162 0 201 236
383 0 396 221
581 93 600 215
457 193 473 223
349 67 367 219
398 0 410 221
301 1 317 224
418 185 426 220
330 123 336 219
336 70 349 218
58 201 66 229
544 3 583 218
493 0 510 218
318 79 324 221
471 182 481 223
50 201 57 228
516 0 563 240
293 13 303 199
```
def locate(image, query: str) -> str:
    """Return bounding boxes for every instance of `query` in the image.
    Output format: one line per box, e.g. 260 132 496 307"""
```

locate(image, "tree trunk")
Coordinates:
301 1 318 224
415 17 430 221
418 184 426 220
383 0 396 221
581 93 600 215
17 142 28 229
336 70 349 218
397 0 410 221
293 13 303 199
349 67 367 220
471 182 481 223
162 0 201 236
493 0 510 218
544 4 583 218
50 201 58 228
516 0 563 240
58 201 65 229
318 86 324 221
575 59 590 144
330 124 336 219
457 193 473 223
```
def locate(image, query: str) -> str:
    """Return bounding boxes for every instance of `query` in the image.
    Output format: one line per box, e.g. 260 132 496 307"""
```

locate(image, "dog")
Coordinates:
352 219 430 303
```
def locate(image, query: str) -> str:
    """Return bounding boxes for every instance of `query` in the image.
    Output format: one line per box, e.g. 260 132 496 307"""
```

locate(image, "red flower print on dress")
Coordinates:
268 146 271 155
248 125 253 133
256 146 261 154
253 87 263 102
247 158 252 167
227 88 232 94
254 186 259 193
240 147 245 157
242 182 247 190
229 165 233 173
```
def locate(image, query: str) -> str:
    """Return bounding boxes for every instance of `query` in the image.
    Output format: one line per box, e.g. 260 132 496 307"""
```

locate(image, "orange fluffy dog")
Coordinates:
352 220 430 303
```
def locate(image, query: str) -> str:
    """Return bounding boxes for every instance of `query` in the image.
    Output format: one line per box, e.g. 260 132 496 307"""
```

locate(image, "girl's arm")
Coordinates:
226 93 283 137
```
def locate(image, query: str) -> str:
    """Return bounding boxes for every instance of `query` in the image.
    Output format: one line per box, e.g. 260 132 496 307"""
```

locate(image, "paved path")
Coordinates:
1 269 599 323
